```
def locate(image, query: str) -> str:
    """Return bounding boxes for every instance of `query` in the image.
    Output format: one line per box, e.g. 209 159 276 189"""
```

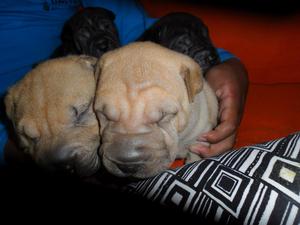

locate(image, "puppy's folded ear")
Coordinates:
180 62 203 103
4 86 17 121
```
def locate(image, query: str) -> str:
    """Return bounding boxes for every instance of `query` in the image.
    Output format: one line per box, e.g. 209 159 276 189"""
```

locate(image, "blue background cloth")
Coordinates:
0 0 234 165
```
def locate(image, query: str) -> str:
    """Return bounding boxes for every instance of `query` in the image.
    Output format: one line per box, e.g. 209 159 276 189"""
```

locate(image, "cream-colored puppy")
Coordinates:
5 55 100 176
95 42 218 178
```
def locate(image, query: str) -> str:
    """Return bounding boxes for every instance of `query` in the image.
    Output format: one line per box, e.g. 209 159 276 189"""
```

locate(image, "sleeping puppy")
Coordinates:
138 12 220 74
94 42 218 178
52 7 120 58
5 56 100 176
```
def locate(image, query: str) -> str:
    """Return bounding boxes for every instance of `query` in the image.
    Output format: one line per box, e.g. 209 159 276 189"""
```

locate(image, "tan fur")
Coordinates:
95 42 218 178
5 55 100 176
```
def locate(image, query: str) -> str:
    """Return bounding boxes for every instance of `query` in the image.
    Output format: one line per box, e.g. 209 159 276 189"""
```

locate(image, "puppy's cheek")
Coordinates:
18 136 35 155
159 126 179 161
76 151 101 176
79 129 101 154
176 111 189 132
74 130 100 151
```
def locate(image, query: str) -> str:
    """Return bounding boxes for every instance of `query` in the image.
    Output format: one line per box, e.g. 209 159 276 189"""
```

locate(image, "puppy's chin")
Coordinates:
102 154 172 179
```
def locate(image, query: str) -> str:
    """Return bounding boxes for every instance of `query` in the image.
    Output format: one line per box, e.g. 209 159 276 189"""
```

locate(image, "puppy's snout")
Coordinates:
39 147 77 174
103 136 151 176
109 139 150 163
52 147 76 169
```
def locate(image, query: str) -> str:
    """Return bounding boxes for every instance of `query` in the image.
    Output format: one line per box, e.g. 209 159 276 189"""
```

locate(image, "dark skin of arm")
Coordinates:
190 58 249 157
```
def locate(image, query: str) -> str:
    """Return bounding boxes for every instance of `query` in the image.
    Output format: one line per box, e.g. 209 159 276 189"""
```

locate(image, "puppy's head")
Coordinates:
138 12 220 74
53 7 120 58
94 42 203 178
5 56 100 176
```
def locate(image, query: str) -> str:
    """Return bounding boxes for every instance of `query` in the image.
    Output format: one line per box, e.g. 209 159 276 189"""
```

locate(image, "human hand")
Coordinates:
190 58 249 157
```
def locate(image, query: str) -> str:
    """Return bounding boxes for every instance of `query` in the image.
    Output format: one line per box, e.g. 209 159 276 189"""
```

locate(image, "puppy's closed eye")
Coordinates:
22 133 40 144
71 100 93 125
97 111 113 122
158 111 178 126
96 104 120 122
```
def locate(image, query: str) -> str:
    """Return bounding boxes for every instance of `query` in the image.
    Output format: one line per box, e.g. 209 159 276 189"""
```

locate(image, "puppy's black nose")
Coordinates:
114 148 148 163
107 135 152 164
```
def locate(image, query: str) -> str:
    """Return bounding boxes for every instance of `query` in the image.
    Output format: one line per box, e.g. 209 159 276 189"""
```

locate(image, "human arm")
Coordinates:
190 57 249 157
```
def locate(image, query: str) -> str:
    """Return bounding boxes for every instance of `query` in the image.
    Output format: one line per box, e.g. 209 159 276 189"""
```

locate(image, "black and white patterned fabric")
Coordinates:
126 132 300 225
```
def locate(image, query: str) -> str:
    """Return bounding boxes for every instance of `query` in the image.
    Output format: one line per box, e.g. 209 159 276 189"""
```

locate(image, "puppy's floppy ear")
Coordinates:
4 87 17 120
180 62 203 103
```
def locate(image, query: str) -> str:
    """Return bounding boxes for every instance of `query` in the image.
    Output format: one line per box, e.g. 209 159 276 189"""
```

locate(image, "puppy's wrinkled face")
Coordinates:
53 7 120 58
5 56 100 176
138 12 220 74
95 42 202 178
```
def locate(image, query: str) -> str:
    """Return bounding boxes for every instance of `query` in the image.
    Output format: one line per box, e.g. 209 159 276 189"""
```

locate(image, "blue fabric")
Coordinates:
0 0 235 165
217 48 236 62
0 123 8 165
0 0 80 98
0 0 81 164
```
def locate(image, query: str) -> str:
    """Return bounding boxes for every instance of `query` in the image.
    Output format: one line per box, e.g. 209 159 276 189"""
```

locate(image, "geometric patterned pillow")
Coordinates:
125 132 300 225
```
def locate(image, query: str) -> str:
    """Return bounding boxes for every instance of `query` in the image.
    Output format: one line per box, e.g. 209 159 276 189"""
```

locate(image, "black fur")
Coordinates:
138 12 220 74
52 7 120 58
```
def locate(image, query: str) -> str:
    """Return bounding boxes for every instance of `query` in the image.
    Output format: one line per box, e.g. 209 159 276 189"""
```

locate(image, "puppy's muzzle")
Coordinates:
83 33 119 57
101 132 167 177
37 145 98 177
104 134 152 171
168 33 219 73
39 147 76 172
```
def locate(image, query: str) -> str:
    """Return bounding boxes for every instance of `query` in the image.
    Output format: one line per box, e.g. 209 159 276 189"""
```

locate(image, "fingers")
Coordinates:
189 88 241 157
203 121 236 143
189 58 248 158
202 89 240 144
190 133 236 158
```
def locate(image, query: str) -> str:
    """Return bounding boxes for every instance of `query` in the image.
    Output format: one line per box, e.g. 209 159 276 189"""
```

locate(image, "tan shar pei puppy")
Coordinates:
5 56 100 176
94 42 218 178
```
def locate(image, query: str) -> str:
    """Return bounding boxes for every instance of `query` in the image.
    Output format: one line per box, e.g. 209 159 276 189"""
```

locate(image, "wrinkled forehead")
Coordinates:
43 60 95 93
15 61 96 114
98 57 185 97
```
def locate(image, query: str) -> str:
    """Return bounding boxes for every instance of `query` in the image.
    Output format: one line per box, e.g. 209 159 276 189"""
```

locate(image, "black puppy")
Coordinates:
138 12 220 74
53 7 120 58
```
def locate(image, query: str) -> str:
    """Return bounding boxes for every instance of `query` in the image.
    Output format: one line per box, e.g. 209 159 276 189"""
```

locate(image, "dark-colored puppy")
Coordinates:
138 12 220 74
53 7 120 58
